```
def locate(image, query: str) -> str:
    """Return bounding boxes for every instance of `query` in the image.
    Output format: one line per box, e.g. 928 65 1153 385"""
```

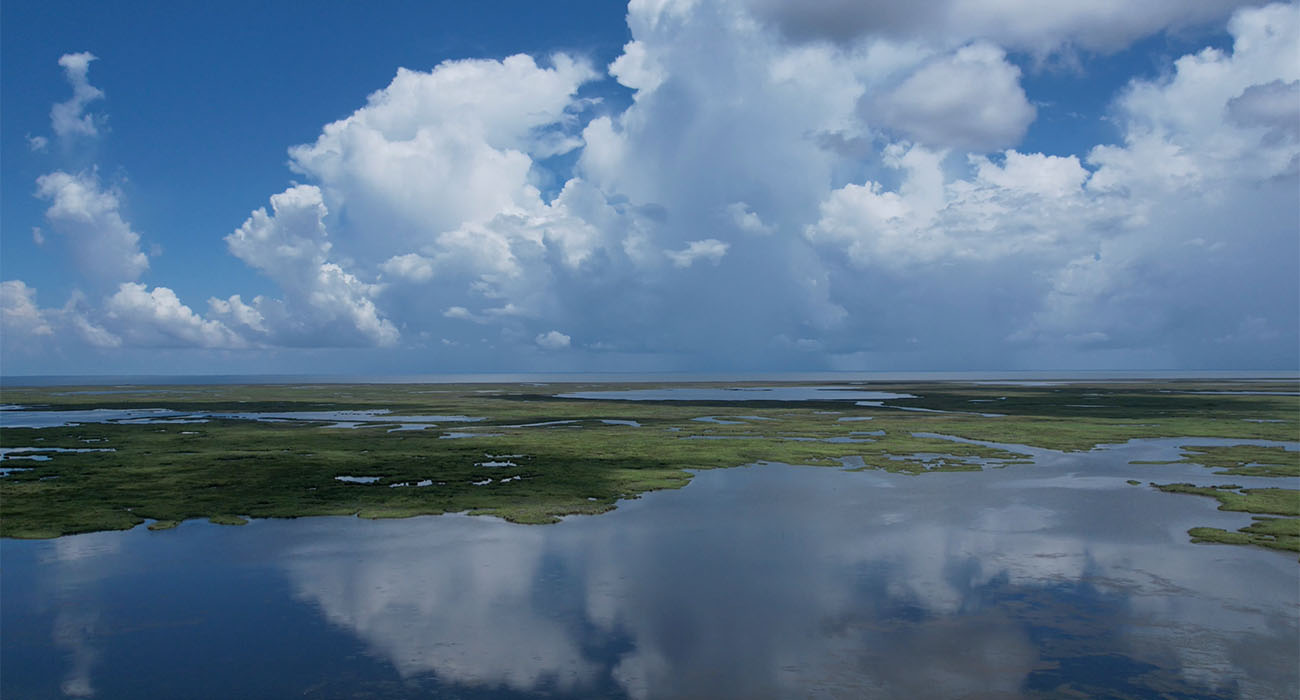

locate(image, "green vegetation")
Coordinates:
1189 518 1300 553
1153 483 1298 516
1137 444 1299 477
1 379 1296 553
1188 527 1255 546
1155 482 1300 555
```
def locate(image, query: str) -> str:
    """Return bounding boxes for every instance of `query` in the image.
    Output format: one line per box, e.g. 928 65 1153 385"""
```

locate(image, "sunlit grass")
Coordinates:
2 379 1296 553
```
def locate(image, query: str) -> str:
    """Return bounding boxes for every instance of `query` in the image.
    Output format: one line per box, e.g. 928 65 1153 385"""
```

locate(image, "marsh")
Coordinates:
1 379 1297 697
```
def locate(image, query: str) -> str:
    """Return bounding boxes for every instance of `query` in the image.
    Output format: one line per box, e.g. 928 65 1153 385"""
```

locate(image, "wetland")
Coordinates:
1 378 1297 697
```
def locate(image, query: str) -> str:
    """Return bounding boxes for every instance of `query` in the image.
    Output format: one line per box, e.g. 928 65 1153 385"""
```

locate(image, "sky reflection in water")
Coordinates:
2 440 1298 699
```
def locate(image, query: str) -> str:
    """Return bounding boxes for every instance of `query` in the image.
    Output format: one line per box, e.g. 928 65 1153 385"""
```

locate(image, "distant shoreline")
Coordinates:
3 370 1297 387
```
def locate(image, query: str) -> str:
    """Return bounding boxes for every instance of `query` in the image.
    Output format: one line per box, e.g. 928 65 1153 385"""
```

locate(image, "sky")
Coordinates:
2 0 1297 376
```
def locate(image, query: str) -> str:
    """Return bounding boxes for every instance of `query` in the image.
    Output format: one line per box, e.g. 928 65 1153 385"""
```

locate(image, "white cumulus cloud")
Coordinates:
104 283 246 348
35 170 149 289
11 1 1294 372
726 202 773 235
286 54 598 265
665 239 730 268
224 185 399 347
50 52 105 140
535 330 571 349
1 280 55 339
381 253 436 283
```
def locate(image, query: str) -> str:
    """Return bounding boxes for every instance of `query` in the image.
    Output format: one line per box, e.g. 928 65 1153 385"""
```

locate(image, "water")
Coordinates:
2 442 1297 699
211 410 485 424
439 431 504 439
1 447 117 460
0 408 484 429
0 409 191 428
557 386 916 402
855 400 1005 417
333 476 382 484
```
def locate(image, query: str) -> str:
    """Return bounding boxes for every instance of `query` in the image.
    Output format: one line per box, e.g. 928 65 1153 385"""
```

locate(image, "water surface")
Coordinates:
0 408 484 429
557 386 915 402
2 440 1297 699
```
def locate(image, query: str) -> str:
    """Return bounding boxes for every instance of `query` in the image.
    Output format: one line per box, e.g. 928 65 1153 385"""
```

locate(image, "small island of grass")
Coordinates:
1155 482 1300 554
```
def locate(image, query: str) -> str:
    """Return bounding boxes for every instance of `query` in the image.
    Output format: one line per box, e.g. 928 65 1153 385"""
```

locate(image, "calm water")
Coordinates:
2 439 1298 699
0 409 486 429
556 386 916 402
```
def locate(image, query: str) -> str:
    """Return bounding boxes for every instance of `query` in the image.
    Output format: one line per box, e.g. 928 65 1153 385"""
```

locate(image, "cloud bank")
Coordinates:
4 2 1297 372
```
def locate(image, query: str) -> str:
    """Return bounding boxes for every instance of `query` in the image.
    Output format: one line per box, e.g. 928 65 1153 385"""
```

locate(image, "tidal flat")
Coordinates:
2 378 1298 698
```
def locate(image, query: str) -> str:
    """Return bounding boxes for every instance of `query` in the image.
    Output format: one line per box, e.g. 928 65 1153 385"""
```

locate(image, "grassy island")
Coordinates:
2 379 1296 555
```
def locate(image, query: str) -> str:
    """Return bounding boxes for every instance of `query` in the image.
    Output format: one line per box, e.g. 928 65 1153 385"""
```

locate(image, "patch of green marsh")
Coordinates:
2 379 1296 544
1156 482 1300 555
1153 483 1299 517
1139 444 1299 477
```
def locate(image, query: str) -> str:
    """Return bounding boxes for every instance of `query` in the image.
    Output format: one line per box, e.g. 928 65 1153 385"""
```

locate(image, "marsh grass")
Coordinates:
2 380 1296 546
1157 483 1300 555
1153 483 1299 516
1138 444 1299 477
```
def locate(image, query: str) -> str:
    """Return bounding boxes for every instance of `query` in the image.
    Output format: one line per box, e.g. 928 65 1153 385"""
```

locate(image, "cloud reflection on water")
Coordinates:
46 532 122 698
283 519 602 691
277 451 1298 698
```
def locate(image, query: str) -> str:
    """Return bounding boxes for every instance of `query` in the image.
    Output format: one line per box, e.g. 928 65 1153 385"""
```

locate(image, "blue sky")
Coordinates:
2 1 1297 375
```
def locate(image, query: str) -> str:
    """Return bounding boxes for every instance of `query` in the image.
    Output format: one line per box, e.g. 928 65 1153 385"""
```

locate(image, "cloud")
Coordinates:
610 40 666 93
665 239 729 268
535 330 571 349
799 2 1298 367
395 0 1289 368
104 283 245 348
51 52 105 140
725 202 773 235
873 43 1035 152
0 278 238 355
805 146 1097 267
1030 4 1299 361
563 2 879 362
223 185 399 347
443 306 478 322
0 282 124 354
1 280 55 339
1090 4 1300 190
380 253 435 282
12 55 402 361
285 53 598 265
1228 79 1300 138
28 134 49 152
63 295 122 349
8 2 1294 372
747 0 1263 55
35 170 149 289
206 295 266 334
